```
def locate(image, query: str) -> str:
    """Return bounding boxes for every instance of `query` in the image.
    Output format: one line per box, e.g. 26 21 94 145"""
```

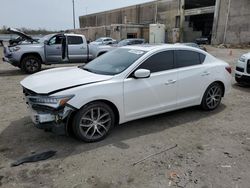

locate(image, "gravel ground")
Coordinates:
0 46 250 188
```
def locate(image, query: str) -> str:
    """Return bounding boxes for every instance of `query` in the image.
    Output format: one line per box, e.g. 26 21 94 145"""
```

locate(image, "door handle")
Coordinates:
56 46 61 50
165 80 176 85
201 71 210 76
80 47 86 49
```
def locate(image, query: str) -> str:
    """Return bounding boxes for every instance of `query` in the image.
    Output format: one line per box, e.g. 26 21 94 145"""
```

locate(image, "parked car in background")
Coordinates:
21 44 231 142
195 37 209 45
90 37 117 45
2 28 112 74
180 43 207 51
235 52 250 84
117 38 145 47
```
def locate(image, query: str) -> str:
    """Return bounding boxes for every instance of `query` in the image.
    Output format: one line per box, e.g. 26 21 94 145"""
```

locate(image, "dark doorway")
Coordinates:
127 33 137 38
185 13 214 42
185 0 216 9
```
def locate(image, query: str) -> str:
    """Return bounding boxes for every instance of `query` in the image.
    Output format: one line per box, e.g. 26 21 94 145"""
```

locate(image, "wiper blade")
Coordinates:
80 67 94 73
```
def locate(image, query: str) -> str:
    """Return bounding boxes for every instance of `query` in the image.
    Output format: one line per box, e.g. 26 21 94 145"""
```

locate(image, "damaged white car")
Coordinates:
21 45 231 142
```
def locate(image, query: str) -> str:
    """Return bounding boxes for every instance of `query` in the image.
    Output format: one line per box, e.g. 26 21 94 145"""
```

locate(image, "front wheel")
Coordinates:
73 102 115 142
21 55 42 74
201 82 223 111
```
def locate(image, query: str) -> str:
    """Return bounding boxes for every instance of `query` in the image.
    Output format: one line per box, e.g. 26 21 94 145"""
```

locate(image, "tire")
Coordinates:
73 102 115 142
21 55 42 74
201 82 223 111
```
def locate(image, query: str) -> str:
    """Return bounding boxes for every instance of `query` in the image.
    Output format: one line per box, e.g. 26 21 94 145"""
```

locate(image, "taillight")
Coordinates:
225 66 232 74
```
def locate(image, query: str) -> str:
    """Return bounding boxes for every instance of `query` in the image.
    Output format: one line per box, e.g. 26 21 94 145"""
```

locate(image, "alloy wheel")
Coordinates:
205 85 222 109
79 107 112 140
25 59 39 72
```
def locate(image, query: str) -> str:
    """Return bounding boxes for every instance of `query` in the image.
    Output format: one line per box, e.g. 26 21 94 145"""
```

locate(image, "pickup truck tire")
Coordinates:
21 55 42 74
73 102 115 142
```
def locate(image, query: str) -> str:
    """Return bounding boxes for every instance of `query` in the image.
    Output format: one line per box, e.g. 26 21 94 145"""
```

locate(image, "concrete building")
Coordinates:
77 0 250 45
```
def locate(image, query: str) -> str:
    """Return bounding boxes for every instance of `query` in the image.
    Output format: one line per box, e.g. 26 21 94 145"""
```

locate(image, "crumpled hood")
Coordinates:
7 28 36 42
20 67 113 94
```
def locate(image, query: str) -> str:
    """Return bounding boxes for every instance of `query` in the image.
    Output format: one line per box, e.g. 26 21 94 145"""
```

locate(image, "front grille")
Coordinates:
236 66 244 73
247 60 250 74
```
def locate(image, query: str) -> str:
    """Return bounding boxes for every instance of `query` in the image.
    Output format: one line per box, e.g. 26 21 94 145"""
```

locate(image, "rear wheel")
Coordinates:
21 55 41 74
73 102 115 142
201 82 223 111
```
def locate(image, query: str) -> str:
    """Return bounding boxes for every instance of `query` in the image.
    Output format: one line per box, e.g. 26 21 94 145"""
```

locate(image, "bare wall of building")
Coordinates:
212 0 250 44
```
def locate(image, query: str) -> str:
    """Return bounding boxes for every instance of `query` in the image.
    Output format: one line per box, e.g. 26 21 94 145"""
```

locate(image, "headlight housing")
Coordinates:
28 95 74 108
239 56 246 63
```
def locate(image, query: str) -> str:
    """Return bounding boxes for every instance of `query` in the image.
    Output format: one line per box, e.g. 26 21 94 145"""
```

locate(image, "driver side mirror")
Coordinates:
44 40 49 45
134 69 151 79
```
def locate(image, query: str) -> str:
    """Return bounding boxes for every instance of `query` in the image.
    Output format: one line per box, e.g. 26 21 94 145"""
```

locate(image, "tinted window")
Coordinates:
137 51 174 73
49 35 64 45
200 53 206 63
81 48 146 75
68 36 83 45
175 50 203 68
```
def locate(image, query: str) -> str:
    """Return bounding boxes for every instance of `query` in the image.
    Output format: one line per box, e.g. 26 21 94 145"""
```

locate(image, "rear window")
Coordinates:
68 36 83 45
175 50 205 68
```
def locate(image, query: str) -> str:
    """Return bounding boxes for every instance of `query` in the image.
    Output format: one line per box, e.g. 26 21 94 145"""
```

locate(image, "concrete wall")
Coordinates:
69 25 148 42
79 0 180 43
212 0 250 44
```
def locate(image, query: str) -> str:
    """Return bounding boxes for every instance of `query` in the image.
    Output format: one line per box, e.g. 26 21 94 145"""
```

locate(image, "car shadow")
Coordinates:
232 83 250 93
0 69 24 77
0 104 226 162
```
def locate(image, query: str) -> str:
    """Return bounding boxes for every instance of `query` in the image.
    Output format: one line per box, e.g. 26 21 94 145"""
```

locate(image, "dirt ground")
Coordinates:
0 46 250 188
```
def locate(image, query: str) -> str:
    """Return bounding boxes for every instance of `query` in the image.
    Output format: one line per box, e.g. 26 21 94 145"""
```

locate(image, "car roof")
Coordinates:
121 44 205 52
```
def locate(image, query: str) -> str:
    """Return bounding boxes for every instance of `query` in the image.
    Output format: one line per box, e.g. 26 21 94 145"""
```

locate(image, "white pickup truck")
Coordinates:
2 28 112 74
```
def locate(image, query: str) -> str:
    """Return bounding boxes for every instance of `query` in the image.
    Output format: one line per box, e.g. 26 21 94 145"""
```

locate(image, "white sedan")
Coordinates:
21 45 232 142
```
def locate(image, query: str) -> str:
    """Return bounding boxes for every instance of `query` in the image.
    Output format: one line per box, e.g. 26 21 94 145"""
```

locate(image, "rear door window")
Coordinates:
175 50 205 68
137 51 174 73
68 36 83 45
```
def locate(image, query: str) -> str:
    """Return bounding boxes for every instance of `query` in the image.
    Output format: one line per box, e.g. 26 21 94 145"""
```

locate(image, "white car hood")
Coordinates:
20 67 113 94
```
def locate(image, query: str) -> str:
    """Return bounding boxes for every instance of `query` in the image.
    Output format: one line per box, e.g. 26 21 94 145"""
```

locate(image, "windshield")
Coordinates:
80 48 146 75
118 40 128 47
38 34 54 43
95 38 103 42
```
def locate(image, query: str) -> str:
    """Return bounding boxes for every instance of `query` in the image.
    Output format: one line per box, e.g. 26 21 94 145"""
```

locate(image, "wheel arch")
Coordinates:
20 52 43 64
66 99 120 135
213 80 225 97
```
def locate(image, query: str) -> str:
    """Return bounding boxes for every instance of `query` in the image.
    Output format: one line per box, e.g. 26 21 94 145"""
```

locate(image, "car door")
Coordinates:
123 50 178 120
67 36 87 63
174 50 211 108
45 34 65 63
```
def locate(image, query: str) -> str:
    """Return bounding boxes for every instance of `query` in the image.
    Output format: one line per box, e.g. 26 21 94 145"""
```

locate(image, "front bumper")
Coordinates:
2 47 20 66
24 94 75 135
235 73 250 83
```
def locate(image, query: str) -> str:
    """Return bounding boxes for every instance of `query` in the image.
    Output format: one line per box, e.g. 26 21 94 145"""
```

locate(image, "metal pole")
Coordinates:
72 0 76 29
223 0 231 44
180 0 185 42
154 0 158 23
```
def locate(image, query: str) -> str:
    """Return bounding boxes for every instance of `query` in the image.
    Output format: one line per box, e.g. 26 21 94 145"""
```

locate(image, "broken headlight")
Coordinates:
28 95 74 108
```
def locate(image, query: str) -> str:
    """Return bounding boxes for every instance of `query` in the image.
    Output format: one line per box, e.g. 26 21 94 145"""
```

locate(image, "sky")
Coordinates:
0 0 154 31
